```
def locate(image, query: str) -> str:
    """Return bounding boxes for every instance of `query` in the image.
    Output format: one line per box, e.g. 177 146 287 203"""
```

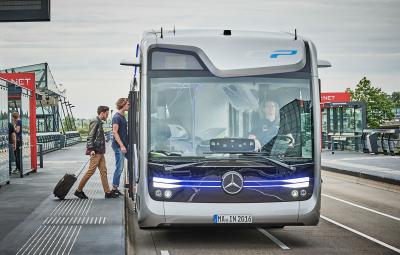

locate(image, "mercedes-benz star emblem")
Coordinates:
221 171 244 195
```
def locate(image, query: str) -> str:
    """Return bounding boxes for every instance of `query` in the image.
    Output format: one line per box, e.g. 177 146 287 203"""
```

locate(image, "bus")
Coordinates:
121 29 330 228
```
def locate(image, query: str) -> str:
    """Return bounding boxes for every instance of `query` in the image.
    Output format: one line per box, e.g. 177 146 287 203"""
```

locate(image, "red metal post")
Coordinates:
0 73 37 171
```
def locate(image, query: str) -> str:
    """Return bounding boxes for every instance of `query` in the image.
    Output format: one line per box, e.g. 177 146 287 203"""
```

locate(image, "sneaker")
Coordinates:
112 189 123 196
74 190 88 199
11 169 20 174
105 192 119 198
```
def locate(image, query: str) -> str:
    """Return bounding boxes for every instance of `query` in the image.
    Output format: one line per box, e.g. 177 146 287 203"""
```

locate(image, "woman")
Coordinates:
11 112 22 173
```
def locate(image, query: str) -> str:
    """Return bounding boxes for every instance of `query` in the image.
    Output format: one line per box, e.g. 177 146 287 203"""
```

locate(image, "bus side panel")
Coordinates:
137 190 165 227
298 182 321 225
297 40 322 226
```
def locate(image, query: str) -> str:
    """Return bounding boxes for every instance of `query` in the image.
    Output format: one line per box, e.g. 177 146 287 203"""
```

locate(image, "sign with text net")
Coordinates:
320 92 351 104
0 0 50 22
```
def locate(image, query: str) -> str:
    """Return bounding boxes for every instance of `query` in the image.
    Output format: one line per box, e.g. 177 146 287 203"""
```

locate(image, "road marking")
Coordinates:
26 226 52 255
257 228 290 250
321 215 400 253
55 225 74 255
61 225 78 255
38 226 60 255
51 201 63 216
43 226 63 255
322 193 400 222
30 225 55 255
86 199 94 215
49 225 69 255
66 226 82 255
16 226 46 255
160 250 170 255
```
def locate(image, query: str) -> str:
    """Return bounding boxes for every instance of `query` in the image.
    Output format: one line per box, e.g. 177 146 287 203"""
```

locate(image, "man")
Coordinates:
11 112 22 173
248 100 280 151
8 122 16 174
74 106 118 199
111 98 129 195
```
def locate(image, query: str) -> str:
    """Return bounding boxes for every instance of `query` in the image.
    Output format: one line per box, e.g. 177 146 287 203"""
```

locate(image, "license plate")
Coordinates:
213 214 253 224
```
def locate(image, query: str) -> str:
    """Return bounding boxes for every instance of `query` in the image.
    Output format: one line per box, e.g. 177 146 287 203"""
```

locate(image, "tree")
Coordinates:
62 116 76 131
346 77 394 128
391 92 400 106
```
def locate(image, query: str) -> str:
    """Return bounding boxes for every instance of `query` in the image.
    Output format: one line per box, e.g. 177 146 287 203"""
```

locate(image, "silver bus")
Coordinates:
122 29 330 228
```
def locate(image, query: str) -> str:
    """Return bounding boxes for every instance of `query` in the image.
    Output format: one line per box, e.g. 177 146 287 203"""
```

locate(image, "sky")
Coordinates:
0 0 399 118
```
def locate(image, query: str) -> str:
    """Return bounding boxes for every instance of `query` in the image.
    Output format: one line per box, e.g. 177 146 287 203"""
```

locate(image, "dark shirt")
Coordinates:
15 120 22 141
250 118 279 145
8 123 15 143
112 112 128 148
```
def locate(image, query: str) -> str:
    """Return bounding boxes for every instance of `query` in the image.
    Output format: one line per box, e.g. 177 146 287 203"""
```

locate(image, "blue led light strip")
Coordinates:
152 177 310 189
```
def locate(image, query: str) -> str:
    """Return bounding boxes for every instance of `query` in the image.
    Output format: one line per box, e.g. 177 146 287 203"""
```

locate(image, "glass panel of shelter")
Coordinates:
323 104 365 151
0 83 9 184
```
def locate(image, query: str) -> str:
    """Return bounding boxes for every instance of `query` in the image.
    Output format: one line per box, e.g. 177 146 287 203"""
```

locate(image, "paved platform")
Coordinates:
322 150 400 185
0 143 125 255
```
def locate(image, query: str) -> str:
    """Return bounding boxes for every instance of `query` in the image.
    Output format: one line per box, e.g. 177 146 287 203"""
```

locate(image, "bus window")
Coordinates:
149 76 312 160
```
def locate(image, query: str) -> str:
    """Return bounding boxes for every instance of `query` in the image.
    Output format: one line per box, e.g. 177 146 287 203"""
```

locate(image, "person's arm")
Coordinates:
15 121 21 135
248 122 262 151
112 123 127 153
248 134 262 151
86 121 98 156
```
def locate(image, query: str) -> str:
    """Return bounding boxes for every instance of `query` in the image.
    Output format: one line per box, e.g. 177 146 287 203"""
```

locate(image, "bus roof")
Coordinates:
141 29 310 77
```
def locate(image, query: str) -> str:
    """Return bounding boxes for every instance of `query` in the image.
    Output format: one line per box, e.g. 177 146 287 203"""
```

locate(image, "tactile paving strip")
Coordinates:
16 178 106 255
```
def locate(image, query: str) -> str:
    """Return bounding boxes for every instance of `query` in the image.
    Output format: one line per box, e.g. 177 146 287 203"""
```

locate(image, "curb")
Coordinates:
322 166 400 186
125 191 135 255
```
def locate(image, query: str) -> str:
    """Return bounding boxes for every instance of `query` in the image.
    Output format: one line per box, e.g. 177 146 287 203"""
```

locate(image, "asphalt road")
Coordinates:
126 170 400 255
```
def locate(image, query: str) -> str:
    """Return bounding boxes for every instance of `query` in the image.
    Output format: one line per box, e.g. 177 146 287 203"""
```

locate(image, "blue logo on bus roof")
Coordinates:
270 50 298 58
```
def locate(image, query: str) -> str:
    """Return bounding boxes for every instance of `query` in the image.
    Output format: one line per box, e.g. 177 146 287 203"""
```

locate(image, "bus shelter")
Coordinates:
1 63 80 153
320 92 366 151
7 79 36 177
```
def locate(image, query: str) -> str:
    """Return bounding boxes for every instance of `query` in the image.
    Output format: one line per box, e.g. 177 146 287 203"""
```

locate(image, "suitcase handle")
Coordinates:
76 158 91 177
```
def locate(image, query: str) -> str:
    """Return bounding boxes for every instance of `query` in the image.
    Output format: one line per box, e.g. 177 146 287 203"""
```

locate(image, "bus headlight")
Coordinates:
164 190 172 199
291 190 299 198
300 189 307 197
155 189 162 198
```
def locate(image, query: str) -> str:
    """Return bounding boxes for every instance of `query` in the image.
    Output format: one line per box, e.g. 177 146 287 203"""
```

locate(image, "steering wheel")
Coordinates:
276 134 294 145
261 134 295 152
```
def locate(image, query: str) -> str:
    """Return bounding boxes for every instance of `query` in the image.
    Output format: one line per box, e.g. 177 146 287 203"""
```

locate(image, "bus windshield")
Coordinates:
148 76 313 162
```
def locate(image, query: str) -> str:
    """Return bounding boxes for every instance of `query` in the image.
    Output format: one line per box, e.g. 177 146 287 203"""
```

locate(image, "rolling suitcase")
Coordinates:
53 159 90 200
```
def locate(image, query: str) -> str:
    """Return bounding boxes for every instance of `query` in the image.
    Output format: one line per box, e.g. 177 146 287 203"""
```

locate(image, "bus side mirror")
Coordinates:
317 59 331 68
120 58 141 67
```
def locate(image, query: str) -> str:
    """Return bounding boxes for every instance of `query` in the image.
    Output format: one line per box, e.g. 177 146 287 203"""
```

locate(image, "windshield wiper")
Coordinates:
218 152 296 172
203 151 296 172
252 155 296 172
149 161 211 171
149 150 182 157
